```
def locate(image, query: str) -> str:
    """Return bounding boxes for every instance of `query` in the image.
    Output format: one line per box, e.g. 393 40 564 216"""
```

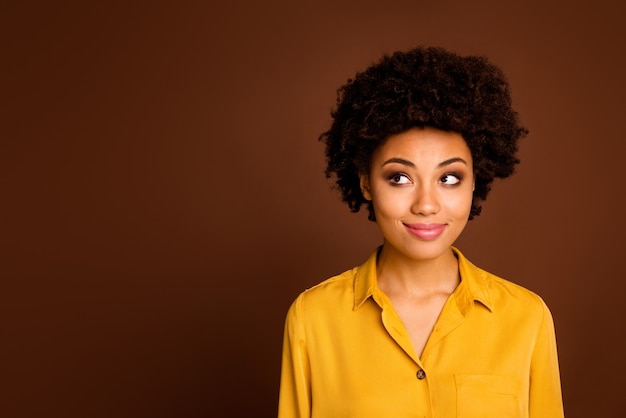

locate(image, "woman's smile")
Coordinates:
403 222 446 240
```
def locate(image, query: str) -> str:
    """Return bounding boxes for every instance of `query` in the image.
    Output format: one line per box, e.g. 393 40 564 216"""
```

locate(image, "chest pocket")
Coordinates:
454 374 522 418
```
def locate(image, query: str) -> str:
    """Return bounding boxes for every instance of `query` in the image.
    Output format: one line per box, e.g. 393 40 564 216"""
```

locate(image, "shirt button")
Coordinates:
416 369 426 380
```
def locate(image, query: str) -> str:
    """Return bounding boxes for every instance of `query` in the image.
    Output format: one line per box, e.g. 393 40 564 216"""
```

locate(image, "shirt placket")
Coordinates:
378 291 467 418
378 297 432 418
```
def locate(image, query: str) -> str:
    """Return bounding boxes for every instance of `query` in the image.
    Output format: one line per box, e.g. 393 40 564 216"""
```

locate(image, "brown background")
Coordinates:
2 1 624 417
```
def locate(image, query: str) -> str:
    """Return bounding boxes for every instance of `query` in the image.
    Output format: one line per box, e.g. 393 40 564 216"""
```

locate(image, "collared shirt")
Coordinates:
278 247 563 417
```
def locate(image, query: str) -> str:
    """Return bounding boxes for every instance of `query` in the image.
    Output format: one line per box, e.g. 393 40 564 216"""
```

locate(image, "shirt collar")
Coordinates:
353 248 380 310
452 246 494 313
353 246 494 313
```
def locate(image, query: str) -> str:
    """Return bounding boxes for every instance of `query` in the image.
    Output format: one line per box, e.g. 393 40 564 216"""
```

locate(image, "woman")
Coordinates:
278 47 563 417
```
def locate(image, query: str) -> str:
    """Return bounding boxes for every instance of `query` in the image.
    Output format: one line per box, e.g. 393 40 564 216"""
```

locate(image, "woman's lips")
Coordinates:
404 223 446 240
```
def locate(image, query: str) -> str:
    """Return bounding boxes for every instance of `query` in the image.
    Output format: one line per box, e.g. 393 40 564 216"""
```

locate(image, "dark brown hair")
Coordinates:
320 46 527 220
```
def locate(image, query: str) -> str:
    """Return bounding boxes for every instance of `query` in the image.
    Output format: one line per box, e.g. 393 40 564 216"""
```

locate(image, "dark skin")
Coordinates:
359 127 474 357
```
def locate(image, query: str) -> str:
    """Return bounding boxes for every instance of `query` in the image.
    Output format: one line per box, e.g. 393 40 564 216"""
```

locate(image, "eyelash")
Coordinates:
441 173 463 185
386 172 463 186
387 173 411 185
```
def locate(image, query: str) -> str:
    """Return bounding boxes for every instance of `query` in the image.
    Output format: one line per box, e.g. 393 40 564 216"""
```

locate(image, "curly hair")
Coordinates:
319 46 528 221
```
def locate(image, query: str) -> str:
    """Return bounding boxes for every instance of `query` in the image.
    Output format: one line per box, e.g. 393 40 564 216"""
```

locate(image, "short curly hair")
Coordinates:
319 46 528 221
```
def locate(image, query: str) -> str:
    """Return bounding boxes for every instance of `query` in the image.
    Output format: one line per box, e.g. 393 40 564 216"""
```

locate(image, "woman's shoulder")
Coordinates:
291 250 378 307
475 264 552 317
283 266 360 330
455 247 551 316
294 266 359 304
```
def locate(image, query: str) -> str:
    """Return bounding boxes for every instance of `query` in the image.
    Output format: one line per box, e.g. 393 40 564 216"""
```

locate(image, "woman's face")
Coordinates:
360 127 474 262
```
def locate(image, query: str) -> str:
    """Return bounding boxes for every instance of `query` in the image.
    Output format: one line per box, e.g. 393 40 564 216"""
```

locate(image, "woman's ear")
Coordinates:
359 174 372 201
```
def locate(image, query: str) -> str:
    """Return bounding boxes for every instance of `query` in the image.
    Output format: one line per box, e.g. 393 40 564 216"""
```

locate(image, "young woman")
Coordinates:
278 46 563 418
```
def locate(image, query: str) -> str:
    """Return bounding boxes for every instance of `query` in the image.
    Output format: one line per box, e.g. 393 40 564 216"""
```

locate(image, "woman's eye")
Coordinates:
441 174 461 185
390 174 411 185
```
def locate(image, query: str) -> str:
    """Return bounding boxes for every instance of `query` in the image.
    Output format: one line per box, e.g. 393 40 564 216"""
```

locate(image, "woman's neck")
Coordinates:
376 243 460 297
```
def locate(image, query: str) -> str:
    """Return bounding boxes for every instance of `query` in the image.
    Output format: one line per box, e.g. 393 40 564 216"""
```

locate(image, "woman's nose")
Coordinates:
410 185 440 215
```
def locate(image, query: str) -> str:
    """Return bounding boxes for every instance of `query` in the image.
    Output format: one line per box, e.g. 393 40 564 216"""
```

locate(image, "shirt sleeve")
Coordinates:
278 295 311 418
529 296 564 417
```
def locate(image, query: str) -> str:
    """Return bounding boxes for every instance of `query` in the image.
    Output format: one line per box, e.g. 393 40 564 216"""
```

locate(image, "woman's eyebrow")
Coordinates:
381 157 415 167
438 157 468 167
381 157 468 168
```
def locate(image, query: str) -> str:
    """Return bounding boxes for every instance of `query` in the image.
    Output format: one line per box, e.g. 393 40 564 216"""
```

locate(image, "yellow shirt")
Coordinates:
278 247 563 417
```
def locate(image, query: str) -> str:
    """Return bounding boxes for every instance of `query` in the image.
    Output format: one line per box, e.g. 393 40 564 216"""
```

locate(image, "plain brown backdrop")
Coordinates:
2 1 624 417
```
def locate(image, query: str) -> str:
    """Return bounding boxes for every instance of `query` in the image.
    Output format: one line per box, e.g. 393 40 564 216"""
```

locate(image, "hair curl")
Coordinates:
320 46 527 221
